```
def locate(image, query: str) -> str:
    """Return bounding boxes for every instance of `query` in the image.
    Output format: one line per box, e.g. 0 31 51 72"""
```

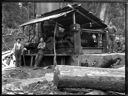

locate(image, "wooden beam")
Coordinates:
73 12 76 24
54 65 125 92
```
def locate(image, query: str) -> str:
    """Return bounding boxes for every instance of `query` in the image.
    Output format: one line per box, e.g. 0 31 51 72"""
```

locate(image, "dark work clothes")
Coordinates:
34 42 46 67
15 50 22 67
34 50 44 67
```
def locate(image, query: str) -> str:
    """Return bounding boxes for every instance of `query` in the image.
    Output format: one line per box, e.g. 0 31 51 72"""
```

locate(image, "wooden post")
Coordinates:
71 11 82 66
104 31 108 53
73 12 76 24
30 56 34 67
73 29 81 54
53 23 58 67
72 11 82 55
54 65 125 92
106 30 109 52
22 26 26 66
97 33 100 48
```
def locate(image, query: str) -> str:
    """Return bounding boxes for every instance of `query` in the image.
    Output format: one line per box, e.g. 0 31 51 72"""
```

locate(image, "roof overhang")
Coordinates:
20 10 73 27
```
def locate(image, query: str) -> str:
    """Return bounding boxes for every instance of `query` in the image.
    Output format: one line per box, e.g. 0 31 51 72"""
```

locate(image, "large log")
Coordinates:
72 53 125 67
54 65 125 92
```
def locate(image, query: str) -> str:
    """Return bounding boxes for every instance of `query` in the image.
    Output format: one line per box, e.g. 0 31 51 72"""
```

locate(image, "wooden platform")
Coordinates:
21 54 72 67
21 53 125 68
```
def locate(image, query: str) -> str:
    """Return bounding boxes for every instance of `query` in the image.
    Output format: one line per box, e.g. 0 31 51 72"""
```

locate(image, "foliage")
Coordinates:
3 3 23 28
81 3 125 36
2 2 35 51
2 2 35 29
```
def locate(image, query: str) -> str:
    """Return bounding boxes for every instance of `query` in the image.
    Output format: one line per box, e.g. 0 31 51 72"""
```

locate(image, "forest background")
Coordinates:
2 2 125 51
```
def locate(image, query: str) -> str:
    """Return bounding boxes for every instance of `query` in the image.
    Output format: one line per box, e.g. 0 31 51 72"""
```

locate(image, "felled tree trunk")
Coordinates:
54 65 125 92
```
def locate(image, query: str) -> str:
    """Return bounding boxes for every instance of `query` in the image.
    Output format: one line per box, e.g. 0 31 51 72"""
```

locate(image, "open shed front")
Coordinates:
20 4 108 67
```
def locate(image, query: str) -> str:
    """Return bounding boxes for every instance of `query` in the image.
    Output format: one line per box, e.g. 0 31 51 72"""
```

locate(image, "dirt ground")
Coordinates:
2 66 125 95
2 67 56 95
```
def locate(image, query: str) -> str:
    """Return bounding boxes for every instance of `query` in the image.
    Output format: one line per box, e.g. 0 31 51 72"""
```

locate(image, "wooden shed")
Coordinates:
20 4 108 67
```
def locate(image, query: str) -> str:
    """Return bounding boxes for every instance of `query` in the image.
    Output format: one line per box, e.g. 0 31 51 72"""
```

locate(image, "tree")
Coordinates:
2 2 35 29
2 2 35 51
81 3 125 35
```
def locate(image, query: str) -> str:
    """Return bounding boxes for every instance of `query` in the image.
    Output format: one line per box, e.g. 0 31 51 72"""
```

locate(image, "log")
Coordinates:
54 65 125 92
85 90 107 95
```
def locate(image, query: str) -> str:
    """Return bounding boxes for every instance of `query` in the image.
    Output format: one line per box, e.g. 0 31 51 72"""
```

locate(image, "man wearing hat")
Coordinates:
12 37 25 67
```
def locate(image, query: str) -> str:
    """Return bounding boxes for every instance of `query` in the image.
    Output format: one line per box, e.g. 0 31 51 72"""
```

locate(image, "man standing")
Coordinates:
107 22 117 53
12 38 24 67
34 37 46 68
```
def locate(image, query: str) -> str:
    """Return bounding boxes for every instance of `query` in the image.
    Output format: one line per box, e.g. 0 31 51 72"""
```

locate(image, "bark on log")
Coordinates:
54 65 125 92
